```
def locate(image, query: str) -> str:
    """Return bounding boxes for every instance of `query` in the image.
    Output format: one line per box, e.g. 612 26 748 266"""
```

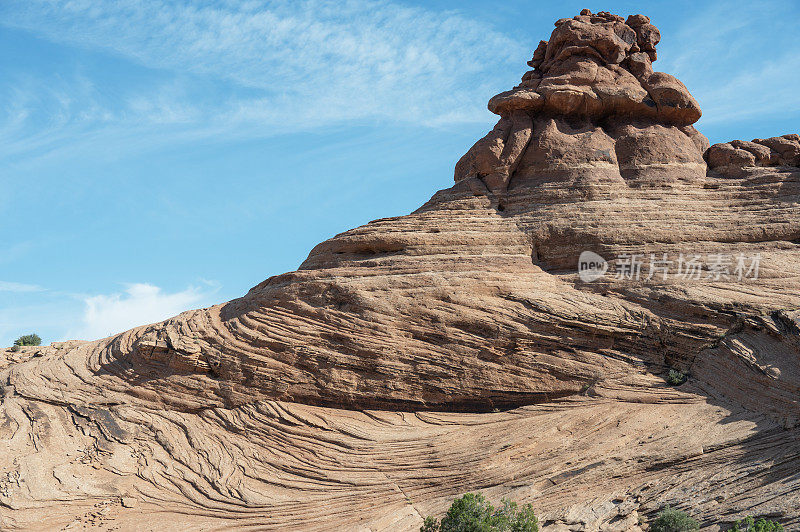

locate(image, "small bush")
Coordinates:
421 493 538 532
421 516 439 532
730 516 784 532
13 334 41 348
666 369 687 386
651 505 699 532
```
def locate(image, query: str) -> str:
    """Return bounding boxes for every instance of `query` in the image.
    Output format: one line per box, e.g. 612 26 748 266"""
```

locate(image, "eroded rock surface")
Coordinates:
1 9 799 532
456 9 708 193
706 134 800 176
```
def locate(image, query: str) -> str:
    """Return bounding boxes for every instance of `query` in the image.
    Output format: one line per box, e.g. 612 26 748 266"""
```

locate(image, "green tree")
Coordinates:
651 506 699 532
13 333 42 348
421 493 538 532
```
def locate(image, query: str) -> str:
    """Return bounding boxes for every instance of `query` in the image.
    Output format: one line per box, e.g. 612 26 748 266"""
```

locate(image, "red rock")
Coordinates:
706 134 800 175
0 10 798 532
463 11 704 192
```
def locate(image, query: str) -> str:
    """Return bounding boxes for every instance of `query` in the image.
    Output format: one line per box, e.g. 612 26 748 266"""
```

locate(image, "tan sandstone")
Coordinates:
1 9 798 532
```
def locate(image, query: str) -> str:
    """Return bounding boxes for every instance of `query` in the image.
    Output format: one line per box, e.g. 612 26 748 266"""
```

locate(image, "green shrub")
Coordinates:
13 334 41 348
651 505 699 532
421 493 538 532
730 516 784 531
666 369 687 386
421 516 439 532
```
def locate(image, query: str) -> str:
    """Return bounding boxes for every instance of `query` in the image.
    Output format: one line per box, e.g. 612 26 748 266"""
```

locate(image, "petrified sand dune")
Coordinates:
2 9 799 531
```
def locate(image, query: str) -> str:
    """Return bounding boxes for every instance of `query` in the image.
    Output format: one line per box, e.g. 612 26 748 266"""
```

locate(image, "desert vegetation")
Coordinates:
423 496 785 532
666 369 688 386
11 333 41 351
730 516 784 531
650 506 699 531
421 493 538 532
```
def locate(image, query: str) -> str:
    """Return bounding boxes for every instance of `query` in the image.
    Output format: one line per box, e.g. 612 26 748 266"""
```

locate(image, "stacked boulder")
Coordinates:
455 9 709 191
706 134 800 176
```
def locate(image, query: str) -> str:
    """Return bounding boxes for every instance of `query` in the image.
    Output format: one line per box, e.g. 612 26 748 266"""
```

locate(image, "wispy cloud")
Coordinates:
0 281 44 292
65 282 220 341
696 56 800 125
3 0 519 99
659 0 800 126
0 0 524 165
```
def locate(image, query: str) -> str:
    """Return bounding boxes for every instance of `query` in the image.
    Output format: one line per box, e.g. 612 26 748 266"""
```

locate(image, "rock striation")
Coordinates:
1 10 799 532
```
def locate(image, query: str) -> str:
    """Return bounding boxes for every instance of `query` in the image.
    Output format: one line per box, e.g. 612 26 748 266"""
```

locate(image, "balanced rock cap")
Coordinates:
488 9 700 126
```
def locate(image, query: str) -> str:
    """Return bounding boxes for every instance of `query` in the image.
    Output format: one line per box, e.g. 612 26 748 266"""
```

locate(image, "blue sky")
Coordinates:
1 0 798 347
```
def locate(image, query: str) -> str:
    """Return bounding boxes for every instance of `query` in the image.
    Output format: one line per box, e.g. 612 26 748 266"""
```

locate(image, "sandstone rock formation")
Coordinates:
455 9 708 194
706 134 800 176
1 10 799 532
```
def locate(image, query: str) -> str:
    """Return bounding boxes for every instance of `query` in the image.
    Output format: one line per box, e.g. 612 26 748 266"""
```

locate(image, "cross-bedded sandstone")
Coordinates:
1 10 798 531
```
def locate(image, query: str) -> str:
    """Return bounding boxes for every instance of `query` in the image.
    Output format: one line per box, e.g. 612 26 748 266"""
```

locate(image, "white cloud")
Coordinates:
0 281 44 292
66 282 219 341
2 0 520 98
659 0 800 126
0 0 524 164
689 52 800 125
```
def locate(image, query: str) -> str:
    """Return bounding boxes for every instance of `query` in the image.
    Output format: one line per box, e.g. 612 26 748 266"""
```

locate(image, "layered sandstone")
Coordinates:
1 10 799 532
